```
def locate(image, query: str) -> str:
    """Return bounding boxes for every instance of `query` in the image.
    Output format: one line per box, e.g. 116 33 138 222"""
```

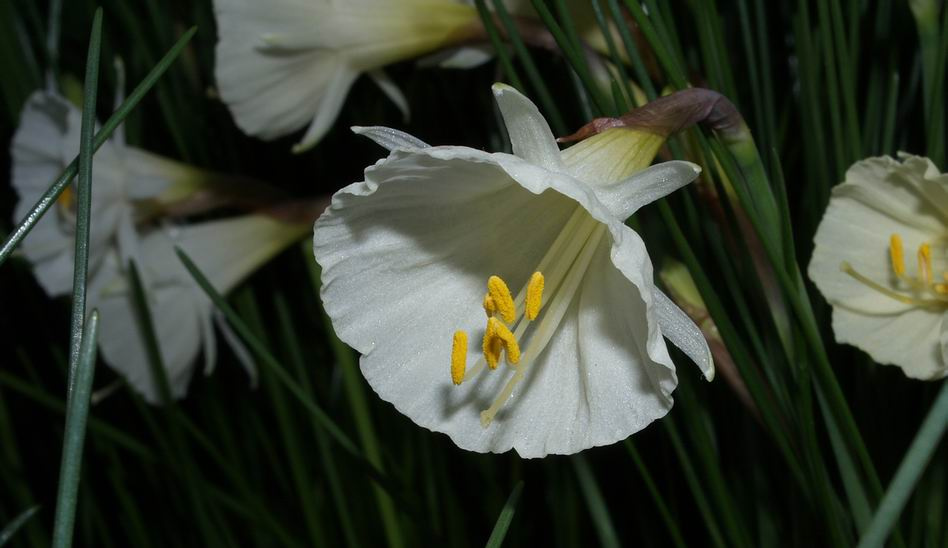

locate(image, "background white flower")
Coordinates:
11 90 228 298
213 0 482 151
808 154 948 380
10 89 313 402
314 85 712 457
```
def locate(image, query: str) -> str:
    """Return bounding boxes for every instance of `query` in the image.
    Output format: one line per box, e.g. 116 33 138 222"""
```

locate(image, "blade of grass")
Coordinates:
858 380 948 548
489 0 567 134
50 310 99 548
663 418 727 548
51 14 103 546
473 0 525 92
484 481 524 548
605 0 656 101
0 26 197 266
624 441 687 548
528 0 609 113
0 505 40 547
572 455 621 548
64 7 102 392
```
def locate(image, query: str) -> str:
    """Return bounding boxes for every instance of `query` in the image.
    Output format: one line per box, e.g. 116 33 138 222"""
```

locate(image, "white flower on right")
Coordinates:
808 154 948 380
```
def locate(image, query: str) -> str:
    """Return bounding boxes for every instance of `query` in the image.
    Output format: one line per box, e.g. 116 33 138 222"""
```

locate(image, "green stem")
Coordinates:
858 381 948 547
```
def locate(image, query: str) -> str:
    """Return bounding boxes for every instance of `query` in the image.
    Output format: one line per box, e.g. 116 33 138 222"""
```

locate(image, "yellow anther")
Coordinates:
889 234 905 276
487 275 516 324
525 271 545 320
482 293 496 317
57 185 76 215
482 321 502 370
918 243 933 285
450 331 468 385
488 317 521 364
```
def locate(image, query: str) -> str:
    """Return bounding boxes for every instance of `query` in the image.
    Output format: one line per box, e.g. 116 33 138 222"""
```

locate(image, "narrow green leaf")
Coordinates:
0 26 197 267
528 0 609 114
572 455 621 548
624 441 688 548
473 0 526 92
663 419 727 548
484 481 524 548
64 7 102 393
51 310 99 548
489 0 567 134
0 505 40 547
858 380 948 547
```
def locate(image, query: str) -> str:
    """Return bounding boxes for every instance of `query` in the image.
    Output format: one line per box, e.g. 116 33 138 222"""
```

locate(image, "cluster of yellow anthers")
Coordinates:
841 233 948 307
450 272 545 386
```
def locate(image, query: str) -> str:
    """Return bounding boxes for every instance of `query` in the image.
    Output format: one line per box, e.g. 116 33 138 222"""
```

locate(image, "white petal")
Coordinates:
841 156 945 233
653 288 714 380
213 0 334 141
170 215 310 292
491 83 564 171
94 243 210 403
594 161 701 219
96 280 209 403
831 306 947 380
369 69 410 122
417 45 494 69
894 154 948 220
292 65 359 152
351 126 431 152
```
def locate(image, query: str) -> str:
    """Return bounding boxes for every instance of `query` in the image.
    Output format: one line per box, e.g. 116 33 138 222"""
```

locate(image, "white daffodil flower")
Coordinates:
11 90 236 297
11 89 306 402
213 0 482 152
313 84 713 458
808 154 948 380
94 214 310 403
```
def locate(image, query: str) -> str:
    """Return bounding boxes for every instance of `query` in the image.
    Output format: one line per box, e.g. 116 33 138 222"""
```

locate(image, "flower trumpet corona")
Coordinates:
213 0 482 151
313 84 713 457
808 154 948 380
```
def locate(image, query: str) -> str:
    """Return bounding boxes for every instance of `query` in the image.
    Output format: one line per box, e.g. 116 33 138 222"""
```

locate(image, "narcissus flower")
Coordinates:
213 0 482 151
11 90 308 402
313 84 713 457
809 154 948 380
11 90 264 297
